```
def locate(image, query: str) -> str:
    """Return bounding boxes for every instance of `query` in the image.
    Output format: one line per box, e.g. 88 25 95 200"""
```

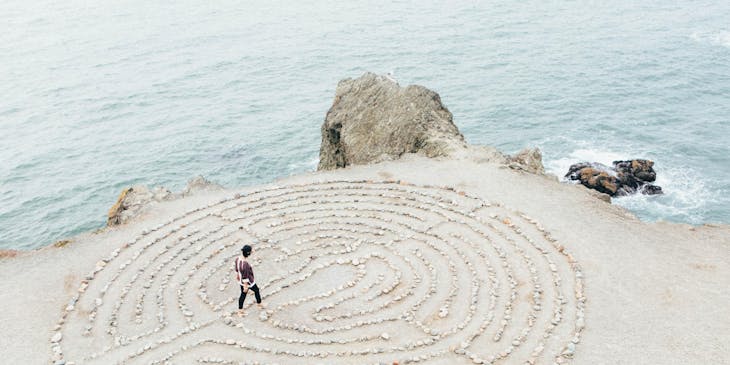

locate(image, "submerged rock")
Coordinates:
613 160 658 195
565 159 662 197
317 72 467 170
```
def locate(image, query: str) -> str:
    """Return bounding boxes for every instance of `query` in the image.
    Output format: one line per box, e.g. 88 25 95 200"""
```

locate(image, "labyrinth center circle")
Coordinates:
55 181 586 364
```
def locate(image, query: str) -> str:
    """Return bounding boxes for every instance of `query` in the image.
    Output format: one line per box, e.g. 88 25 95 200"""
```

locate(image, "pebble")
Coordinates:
49 180 585 364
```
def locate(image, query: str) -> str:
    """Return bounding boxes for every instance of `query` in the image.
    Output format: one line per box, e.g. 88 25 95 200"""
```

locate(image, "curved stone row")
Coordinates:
52 180 586 365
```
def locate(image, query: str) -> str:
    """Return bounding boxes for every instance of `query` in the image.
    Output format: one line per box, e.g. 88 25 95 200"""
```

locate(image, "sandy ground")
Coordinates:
1 153 728 364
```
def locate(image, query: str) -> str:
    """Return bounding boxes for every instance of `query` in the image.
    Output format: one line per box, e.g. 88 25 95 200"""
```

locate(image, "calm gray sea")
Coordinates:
1 0 729 249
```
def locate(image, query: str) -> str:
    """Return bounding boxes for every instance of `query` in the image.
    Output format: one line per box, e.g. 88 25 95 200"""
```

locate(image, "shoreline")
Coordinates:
5 148 728 255
1 152 728 363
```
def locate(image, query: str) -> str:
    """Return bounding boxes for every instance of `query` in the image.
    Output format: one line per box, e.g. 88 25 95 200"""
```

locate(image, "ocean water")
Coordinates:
1 0 729 250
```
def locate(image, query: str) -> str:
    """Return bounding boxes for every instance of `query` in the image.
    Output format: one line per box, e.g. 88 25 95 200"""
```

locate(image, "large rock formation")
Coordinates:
565 159 662 197
317 73 467 170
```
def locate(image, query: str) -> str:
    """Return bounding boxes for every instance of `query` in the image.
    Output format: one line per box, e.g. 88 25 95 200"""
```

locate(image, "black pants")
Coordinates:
239 284 261 309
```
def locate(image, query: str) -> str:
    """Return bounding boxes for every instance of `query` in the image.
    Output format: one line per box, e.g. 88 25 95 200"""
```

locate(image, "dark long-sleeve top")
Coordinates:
235 257 255 285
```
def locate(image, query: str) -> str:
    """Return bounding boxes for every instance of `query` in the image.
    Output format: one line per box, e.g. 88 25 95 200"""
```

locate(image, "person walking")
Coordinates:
234 244 262 316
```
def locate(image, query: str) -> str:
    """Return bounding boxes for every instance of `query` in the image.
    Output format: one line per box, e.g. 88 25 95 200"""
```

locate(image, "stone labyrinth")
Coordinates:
53 180 586 365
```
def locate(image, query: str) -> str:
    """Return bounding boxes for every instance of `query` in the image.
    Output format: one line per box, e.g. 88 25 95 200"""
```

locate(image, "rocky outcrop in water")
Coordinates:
317 72 467 170
107 176 223 226
565 159 662 197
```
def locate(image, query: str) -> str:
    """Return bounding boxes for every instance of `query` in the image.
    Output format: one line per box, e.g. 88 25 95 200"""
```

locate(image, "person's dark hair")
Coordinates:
241 245 252 257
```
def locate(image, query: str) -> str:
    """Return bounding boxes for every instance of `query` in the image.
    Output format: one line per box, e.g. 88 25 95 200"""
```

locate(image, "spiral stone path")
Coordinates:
51 180 586 365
